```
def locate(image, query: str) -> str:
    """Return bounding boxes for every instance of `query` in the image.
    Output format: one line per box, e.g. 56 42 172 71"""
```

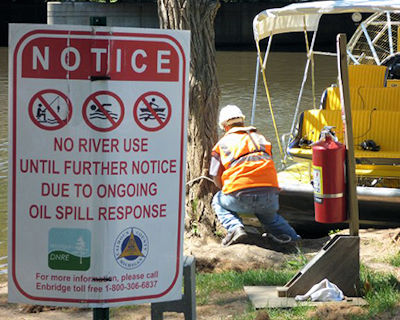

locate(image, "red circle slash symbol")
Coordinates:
82 91 125 132
133 91 172 132
28 89 72 131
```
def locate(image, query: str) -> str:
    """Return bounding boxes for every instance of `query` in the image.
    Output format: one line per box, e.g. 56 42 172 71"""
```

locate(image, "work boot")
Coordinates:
222 226 247 247
262 233 299 244
262 233 292 244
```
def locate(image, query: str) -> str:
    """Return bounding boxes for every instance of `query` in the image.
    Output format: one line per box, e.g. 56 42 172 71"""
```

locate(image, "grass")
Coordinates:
285 247 309 270
196 268 295 305
266 306 311 320
328 229 341 235
359 265 400 319
388 251 400 267
195 252 313 319
195 262 400 319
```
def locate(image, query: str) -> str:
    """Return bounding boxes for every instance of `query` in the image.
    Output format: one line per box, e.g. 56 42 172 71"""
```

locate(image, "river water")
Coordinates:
217 50 337 138
0 47 338 275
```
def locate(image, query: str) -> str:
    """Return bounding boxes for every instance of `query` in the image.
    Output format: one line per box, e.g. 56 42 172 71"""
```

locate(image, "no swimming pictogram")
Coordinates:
28 89 72 130
82 91 125 132
133 91 171 132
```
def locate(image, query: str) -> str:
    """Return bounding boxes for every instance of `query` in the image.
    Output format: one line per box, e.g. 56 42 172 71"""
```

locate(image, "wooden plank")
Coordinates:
277 235 360 297
336 33 360 236
245 286 367 309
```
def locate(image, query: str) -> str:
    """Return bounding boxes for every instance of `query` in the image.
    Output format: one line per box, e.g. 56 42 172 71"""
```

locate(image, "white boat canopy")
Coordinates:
251 0 400 165
253 0 400 41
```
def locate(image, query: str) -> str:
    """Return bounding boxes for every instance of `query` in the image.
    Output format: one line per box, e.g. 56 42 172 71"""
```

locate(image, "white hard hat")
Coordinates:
218 104 245 129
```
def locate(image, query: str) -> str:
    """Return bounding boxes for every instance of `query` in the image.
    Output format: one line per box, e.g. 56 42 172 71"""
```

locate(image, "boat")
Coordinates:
249 0 400 235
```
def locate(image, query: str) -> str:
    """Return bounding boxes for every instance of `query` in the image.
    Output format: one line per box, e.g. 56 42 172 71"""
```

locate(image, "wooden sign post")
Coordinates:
337 33 360 236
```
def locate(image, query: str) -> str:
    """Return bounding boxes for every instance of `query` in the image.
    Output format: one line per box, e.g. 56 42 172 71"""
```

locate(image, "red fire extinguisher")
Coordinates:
312 127 347 223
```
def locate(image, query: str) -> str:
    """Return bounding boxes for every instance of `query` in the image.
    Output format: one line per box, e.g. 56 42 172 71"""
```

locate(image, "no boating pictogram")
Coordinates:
82 91 125 132
28 89 72 130
133 91 172 132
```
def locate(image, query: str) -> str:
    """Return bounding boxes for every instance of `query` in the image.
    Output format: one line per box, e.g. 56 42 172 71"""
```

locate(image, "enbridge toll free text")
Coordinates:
34 270 159 294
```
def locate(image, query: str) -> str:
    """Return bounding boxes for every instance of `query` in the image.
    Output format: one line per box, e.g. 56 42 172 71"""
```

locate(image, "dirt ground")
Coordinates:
0 227 399 320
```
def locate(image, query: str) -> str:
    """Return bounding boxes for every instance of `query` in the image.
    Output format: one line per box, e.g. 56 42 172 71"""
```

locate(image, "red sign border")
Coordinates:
28 89 73 131
82 90 125 132
133 91 172 132
11 28 188 304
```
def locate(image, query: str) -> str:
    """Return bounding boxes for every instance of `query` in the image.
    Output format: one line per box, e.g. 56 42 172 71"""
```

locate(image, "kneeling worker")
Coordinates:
210 104 300 247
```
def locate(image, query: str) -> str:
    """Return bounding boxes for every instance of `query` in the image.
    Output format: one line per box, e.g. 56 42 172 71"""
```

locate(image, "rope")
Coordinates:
255 40 286 164
186 175 214 186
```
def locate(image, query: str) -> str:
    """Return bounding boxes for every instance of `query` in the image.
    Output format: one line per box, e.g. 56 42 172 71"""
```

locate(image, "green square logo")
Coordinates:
48 228 91 271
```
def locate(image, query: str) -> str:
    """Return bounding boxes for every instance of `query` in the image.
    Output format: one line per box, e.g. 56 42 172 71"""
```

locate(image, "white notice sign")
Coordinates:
8 24 190 307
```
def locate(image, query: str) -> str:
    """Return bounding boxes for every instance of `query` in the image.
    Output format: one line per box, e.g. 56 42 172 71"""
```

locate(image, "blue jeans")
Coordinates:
212 188 300 240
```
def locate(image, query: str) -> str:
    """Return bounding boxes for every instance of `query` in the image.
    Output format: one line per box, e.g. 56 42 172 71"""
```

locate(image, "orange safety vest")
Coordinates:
212 126 279 194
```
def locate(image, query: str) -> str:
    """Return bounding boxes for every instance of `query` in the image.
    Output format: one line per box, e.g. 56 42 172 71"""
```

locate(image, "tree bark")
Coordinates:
157 0 220 236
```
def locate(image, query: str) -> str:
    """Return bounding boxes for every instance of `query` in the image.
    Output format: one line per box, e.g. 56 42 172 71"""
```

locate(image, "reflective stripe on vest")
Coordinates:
212 126 279 194
228 152 272 168
218 128 271 168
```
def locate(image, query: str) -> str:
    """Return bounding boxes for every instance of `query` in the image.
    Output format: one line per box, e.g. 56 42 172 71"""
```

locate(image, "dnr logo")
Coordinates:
48 228 91 271
114 227 149 270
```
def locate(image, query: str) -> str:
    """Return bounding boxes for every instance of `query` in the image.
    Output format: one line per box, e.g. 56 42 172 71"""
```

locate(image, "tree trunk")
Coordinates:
157 0 220 237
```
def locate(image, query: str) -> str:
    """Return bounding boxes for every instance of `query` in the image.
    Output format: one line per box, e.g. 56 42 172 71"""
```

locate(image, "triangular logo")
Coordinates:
118 230 143 259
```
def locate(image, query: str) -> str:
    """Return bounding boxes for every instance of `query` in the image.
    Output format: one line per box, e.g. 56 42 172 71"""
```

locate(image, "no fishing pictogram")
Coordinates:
82 91 125 132
28 89 72 131
133 91 172 132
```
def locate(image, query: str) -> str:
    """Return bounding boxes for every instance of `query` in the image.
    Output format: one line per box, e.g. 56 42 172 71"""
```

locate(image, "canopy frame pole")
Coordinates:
250 55 260 126
262 32 274 70
288 29 318 142
313 51 337 56
251 33 273 125
387 12 394 56
303 16 317 109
